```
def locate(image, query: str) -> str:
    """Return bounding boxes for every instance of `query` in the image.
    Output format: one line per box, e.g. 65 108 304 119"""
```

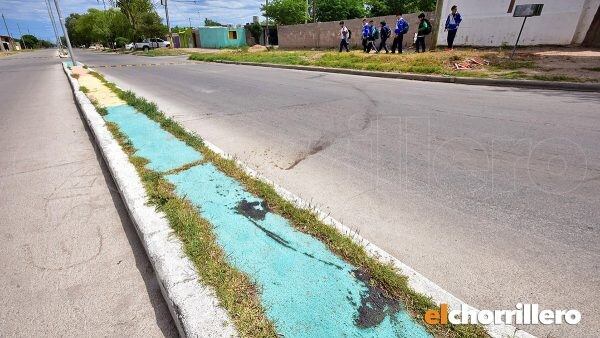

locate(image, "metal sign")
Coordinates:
513 4 544 17
510 4 544 58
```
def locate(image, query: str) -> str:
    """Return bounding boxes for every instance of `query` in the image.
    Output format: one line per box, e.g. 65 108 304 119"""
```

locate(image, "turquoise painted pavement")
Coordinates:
104 102 431 338
105 105 202 172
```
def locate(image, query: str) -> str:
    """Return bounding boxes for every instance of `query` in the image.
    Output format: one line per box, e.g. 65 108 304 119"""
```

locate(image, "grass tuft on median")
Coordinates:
188 49 595 83
88 70 488 338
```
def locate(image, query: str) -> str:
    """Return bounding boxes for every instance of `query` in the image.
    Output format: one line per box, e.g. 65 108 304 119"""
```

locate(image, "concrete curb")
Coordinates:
208 60 600 92
62 63 237 338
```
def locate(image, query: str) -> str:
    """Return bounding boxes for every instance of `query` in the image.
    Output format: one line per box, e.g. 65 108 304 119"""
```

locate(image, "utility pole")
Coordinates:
17 23 26 49
53 0 76 65
305 0 308 24
45 0 63 53
189 18 192 29
162 0 173 49
2 13 16 50
265 0 269 46
430 0 444 51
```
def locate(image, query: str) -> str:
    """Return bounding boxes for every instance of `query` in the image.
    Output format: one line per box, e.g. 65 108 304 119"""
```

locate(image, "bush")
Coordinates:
115 37 129 48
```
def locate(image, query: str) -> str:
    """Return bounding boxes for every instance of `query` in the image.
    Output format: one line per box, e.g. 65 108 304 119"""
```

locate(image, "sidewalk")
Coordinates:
0 51 176 336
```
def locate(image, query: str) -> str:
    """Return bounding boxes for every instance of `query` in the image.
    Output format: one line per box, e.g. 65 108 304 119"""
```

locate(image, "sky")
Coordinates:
0 0 264 42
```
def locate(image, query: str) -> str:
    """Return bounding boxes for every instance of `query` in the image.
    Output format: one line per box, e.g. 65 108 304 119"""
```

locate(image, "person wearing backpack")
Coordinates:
339 21 350 52
361 19 371 52
416 13 431 53
376 21 391 53
391 13 409 54
444 5 462 49
366 20 379 53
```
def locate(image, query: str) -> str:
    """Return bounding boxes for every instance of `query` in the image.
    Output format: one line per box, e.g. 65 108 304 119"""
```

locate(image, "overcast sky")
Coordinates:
0 0 264 41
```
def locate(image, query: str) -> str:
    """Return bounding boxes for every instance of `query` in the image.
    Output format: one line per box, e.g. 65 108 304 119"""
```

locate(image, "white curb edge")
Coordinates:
62 63 237 338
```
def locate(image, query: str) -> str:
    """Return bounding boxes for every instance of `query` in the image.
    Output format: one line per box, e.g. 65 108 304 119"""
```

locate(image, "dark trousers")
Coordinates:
415 36 426 52
362 38 368 52
377 38 389 53
447 29 457 49
391 34 404 53
366 38 376 53
339 39 349 52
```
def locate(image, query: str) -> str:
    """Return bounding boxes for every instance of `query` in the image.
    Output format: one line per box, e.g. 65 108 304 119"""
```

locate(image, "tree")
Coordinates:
316 0 365 22
137 11 167 38
116 0 158 39
20 35 39 49
248 22 262 44
204 18 223 27
262 0 307 25
367 0 436 16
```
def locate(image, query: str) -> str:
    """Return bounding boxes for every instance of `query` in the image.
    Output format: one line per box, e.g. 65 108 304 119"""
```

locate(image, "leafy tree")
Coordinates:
248 22 262 44
366 0 436 16
20 35 39 49
204 18 223 27
137 11 167 38
316 0 365 22
116 0 157 39
262 0 307 25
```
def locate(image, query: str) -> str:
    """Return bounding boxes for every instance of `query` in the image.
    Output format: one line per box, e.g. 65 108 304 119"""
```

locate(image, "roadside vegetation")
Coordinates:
188 49 595 82
84 69 487 338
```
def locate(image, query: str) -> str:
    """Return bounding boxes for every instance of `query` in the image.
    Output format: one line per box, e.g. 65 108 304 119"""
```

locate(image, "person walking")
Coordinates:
416 13 431 53
366 20 379 53
361 19 370 52
339 21 350 52
445 5 462 50
391 13 409 54
376 21 391 53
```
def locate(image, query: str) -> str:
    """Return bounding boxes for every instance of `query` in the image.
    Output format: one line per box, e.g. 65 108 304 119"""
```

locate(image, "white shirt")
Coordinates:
340 26 349 41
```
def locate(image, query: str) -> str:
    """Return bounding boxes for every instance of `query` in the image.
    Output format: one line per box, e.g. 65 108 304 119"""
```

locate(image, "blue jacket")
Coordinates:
394 18 409 35
445 13 462 30
362 24 371 38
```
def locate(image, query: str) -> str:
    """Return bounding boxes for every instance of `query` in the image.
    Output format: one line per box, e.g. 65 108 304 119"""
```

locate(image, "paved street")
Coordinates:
0 50 176 336
77 49 600 337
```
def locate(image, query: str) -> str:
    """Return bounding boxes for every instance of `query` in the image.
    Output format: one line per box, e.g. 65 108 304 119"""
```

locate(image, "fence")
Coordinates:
278 12 435 50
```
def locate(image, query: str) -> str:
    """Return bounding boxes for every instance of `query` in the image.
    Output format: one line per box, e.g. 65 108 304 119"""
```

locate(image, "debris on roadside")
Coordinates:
453 57 490 70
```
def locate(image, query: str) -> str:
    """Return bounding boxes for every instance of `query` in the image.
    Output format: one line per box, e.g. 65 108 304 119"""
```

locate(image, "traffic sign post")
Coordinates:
511 4 544 59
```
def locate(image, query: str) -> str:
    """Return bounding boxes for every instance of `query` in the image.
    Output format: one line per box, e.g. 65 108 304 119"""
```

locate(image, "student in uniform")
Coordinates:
445 5 462 49
339 21 350 52
416 13 432 53
391 13 409 54
361 19 370 52
376 21 391 53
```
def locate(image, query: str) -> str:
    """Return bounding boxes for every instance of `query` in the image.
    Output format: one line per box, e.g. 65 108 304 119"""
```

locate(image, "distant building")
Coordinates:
197 27 246 49
435 0 600 46
1 35 16 51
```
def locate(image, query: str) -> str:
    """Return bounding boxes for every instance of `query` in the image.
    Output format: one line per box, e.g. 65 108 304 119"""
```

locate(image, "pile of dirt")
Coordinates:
248 44 268 53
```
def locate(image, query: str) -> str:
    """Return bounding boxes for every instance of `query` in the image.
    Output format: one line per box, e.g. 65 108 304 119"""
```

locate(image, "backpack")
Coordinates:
347 29 352 40
402 22 410 35
371 27 379 40
382 26 391 39
422 19 432 35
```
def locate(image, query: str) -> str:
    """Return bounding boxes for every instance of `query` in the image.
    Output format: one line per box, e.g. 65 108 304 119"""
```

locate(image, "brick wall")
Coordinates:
278 12 435 50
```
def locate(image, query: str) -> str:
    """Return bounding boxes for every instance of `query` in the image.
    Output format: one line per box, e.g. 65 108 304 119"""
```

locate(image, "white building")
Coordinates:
436 0 600 46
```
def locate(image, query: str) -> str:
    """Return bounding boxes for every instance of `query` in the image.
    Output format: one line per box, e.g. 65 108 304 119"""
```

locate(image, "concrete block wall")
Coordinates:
435 0 600 46
278 12 435 50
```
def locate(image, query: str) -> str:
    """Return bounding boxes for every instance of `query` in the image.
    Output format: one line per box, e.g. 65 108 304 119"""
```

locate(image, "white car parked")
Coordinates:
134 38 170 51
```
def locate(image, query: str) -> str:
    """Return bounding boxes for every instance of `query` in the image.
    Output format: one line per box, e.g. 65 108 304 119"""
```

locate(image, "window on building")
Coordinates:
228 31 237 40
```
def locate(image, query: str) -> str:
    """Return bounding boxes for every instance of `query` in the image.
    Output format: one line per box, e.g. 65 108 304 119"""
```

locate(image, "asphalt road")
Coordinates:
0 50 176 336
80 49 599 337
